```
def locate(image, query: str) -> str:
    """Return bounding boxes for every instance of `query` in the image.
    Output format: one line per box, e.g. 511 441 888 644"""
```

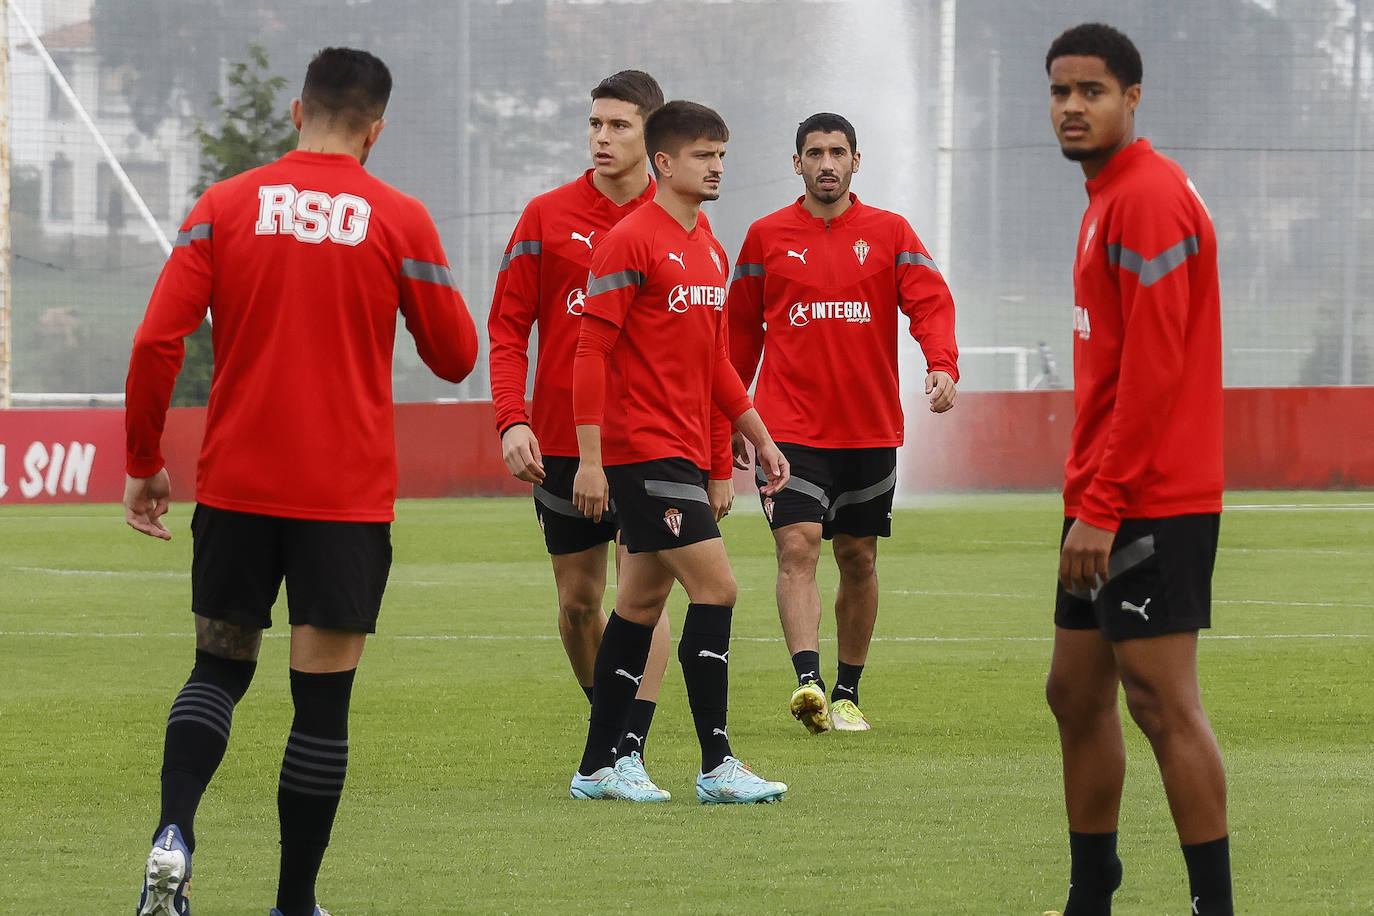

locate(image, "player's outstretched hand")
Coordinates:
730 430 751 470
708 477 734 521
501 424 546 483
926 370 957 413
1058 518 1114 597
124 469 172 540
756 443 790 496
572 462 609 523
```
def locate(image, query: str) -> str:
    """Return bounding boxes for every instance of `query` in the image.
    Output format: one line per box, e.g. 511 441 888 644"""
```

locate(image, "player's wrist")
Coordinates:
499 420 531 440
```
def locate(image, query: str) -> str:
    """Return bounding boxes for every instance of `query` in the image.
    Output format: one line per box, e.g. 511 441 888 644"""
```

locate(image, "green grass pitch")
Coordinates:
1 492 1371 913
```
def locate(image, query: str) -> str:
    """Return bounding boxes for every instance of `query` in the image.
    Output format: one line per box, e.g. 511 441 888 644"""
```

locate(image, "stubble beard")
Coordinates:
1059 143 1103 163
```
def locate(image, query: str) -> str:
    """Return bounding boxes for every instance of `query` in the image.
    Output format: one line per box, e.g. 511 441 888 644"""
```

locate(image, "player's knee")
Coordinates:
833 541 877 582
1121 681 1172 742
1045 670 1112 725
776 532 820 576
557 588 603 627
701 574 737 608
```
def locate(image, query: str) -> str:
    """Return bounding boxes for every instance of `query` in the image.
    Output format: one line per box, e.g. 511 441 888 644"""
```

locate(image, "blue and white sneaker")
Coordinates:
269 907 331 915
137 824 191 915
570 765 670 802
695 756 787 804
614 751 672 801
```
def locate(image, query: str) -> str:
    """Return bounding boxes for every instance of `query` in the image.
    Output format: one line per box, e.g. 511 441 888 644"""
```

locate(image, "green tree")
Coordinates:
173 43 296 407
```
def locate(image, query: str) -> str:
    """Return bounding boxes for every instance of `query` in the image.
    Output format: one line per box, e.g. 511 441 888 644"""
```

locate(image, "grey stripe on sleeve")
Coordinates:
896 251 939 271
401 258 458 289
587 269 646 297
174 223 212 247
1106 236 1199 287
824 467 897 521
731 262 765 282
644 479 710 505
499 240 542 272
755 466 830 509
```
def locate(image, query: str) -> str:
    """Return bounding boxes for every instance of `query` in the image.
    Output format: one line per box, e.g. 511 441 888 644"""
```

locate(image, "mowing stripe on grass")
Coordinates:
3 630 1368 643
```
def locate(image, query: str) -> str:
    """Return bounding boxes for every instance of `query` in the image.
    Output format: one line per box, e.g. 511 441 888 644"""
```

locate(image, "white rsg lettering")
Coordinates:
255 184 371 246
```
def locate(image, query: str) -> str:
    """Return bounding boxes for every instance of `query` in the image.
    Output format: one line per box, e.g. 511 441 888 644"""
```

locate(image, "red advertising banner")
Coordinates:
3 389 1371 505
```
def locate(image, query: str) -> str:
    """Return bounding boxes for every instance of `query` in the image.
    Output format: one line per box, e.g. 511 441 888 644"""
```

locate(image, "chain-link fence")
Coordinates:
5 0 1371 404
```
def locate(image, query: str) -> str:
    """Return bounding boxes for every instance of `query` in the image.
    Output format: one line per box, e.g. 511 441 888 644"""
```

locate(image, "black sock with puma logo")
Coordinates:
577 612 653 777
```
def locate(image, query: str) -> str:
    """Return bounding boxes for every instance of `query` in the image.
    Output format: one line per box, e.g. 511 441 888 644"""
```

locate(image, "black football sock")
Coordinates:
581 684 594 704
679 603 733 773
791 650 823 691
1181 836 1233 916
276 668 355 916
1064 830 1122 916
621 699 657 760
156 649 257 853
577 612 653 776
833 660 864 706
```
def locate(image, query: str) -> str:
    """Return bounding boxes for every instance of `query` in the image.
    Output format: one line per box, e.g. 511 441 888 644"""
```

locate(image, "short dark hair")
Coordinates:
1045 23 1142 89
301 47 392 131
644 100 729 177
795 112 857 156
590 70 664 118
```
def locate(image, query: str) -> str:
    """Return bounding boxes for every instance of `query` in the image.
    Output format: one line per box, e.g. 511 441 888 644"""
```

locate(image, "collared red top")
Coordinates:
487 169 656 454
1065 139 1224 530
574 202 748 471
125 150 478 522
728 195 959 448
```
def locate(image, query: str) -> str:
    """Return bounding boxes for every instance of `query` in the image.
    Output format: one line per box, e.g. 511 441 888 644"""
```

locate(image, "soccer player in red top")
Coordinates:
1045 24 1231 916
123 48 478 916
487 70 678 799
728 112 959 735
567 100 791 803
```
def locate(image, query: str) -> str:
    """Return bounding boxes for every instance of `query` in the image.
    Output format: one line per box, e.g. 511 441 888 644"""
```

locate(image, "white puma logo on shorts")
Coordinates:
614 668 644 685
712 727 728 738
1121 598 1152 621
697 649 729 663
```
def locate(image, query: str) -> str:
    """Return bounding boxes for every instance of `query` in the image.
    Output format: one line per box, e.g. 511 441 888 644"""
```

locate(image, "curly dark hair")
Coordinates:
1045 23 1142 88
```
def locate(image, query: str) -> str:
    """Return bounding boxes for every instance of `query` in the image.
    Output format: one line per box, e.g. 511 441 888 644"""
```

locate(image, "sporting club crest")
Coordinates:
852 238 870 265
664 508 683 537
763 497 775 522
709 248 723 275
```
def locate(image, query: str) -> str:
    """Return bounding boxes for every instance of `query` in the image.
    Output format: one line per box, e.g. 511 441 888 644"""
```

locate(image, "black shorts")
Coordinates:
605 458 719 554
533 455 618 555
190 504 391 633
1054 513 1220 641
755 444 896 539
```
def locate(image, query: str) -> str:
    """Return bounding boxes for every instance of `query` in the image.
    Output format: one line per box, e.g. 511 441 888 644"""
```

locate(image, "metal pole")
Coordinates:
10 1 171 257
1341 0 1364 386
1 0 12 409
934 0 956 280
987 49 1001 348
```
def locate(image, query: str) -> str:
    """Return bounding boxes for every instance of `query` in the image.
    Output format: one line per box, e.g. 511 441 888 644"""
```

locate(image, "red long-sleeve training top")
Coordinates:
125 150 478 522
1065 139 1224 531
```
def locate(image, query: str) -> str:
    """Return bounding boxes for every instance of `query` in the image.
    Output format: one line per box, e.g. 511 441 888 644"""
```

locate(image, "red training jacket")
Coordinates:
126 150 478 522
1065 139 1224 530
728 195 959 448
573 202 749 472
487 170 656 455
